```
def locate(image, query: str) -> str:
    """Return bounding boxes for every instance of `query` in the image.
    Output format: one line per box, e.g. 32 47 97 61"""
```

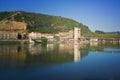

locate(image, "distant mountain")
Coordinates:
95 30 105 34
95 30 120 35
105 32 120 35
0 11 93 36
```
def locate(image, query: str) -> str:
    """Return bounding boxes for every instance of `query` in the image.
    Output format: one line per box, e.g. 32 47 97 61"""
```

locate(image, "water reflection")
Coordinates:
0 42 120 69
74 42 80 62
28 44 42 55
0 45 26 61
0 43 120 80
90 42 98 46
28 43 83 63
27 43 75 64
0 45 26 69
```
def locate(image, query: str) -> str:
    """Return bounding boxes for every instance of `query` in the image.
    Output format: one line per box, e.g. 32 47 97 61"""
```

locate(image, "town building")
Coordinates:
42 34 54 42
28 27 81 43
28 32 41 40
0 30 18 40
58 27 81 42
58 30 74 42
0 20 27 40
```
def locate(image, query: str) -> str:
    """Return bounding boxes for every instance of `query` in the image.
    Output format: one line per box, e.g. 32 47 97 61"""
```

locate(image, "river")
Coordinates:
0 43 120 80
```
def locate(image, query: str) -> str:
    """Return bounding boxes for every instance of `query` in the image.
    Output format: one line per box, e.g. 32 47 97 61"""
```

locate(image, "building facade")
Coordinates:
58 30 74 42
28 32 41 40
0 21 27 40
0 30 18 40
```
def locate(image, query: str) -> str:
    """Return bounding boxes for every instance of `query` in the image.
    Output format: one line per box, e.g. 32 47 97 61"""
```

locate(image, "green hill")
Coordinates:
0 11 93 36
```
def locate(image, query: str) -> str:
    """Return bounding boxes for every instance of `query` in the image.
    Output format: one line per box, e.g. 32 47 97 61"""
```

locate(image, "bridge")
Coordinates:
98 38 120 44
80 37 120 44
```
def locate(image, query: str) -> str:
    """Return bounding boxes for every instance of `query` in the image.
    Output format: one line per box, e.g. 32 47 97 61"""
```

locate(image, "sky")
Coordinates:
0 0 120 32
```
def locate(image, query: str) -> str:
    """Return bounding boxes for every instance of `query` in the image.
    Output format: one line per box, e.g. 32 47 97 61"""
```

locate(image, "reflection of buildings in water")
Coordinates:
58 43 81 62
28 44 42 55
74 42 80 62
90 42 98 47
26 43 75 64
59 43 74 54
0 45 26 64
47 44 54 51
28 44 55 55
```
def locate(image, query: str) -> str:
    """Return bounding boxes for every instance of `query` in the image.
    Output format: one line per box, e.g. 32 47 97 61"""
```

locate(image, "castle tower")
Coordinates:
74 27 81 41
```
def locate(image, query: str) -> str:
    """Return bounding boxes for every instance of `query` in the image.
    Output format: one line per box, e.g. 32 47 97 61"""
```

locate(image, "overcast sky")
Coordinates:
0 0 120 32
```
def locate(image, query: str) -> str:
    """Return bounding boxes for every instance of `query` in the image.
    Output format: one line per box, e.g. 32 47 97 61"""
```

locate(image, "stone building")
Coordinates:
0 20 27 40
28 32 41 40
58 27 81 42
58 30 74 42
0 30 18 40
42 34 54 42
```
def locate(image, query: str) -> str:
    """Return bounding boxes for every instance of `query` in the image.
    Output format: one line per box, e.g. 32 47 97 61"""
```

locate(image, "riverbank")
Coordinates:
0 40 28 45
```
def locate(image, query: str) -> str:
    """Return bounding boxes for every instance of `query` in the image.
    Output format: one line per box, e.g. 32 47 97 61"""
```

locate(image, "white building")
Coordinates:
41 34 54 42
28 32 41 40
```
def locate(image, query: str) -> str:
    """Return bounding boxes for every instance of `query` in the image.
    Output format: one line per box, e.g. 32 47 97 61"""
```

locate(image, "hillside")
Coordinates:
0 11 93 36
0 20 26 30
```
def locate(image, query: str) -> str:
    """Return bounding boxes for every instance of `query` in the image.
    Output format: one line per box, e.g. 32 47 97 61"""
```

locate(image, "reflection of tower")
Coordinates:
74 42 80 62
74 27 81 41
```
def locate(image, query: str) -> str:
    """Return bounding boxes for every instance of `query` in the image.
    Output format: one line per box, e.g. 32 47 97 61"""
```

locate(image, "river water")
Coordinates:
0 43 120 80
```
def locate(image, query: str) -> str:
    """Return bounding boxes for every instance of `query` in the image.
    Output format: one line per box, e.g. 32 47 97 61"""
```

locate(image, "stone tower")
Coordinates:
74 27 81 41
